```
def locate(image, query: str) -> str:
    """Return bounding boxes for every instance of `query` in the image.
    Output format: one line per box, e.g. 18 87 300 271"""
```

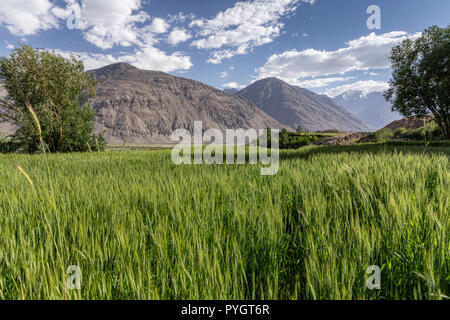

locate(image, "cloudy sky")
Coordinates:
0 0 448 96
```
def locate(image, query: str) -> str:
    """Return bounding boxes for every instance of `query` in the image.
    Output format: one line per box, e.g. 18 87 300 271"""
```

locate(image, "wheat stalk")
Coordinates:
24 101 41 137
14 162 33 186
24 100 45 151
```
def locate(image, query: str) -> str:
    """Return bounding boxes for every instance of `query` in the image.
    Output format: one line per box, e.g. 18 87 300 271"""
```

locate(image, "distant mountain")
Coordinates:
237 78 371 132
333 90 402 130
223 88 239 95
88 63 288 143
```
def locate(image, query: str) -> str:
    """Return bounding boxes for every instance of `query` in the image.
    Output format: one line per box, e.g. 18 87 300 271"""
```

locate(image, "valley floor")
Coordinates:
0 144 449 299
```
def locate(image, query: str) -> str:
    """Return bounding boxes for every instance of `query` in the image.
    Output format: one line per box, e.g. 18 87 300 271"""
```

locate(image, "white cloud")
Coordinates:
167 28 192 45
218 71 229 78
167 12 196 24
0 0 193 73
61 1 192 72
51 50 118 70
206 46 249 64
0 0 60 36
118 46 192 72
146 17 169 34
62 0 150 50
191 0 314 64
52 46 192 73
322 80 389 98
222 82 246 89
295 77 353 88
257 31 420 79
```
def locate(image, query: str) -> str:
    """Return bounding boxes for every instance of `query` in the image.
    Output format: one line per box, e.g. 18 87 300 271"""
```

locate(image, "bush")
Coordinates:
428 122 444 140
375 128 394 142
90 134 107 152
0 133 17 153
403 127 427 140
394 127 407 137
283 135 316 149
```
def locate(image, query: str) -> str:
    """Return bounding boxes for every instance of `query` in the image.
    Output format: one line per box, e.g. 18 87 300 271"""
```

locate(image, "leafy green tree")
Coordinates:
280 128 290 147
296 125 303 134
0 45 103 153
384 25 450 140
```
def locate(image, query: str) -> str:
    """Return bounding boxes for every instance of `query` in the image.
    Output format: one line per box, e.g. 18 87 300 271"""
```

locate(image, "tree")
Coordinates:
384 25 450 140
280 128 290 147
0 45 103 153
296 125 303 134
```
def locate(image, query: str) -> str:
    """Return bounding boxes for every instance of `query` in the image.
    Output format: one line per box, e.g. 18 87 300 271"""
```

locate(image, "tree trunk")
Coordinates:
434 115 450 140
443 119 450 140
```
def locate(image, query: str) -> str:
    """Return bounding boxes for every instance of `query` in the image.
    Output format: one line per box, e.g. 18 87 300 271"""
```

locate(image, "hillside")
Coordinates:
383 115 435 131
237 78 371 132
88 63 287 143
333 90 402 129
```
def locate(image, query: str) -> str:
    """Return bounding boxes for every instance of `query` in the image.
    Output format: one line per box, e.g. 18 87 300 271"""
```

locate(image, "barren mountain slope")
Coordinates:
384 115 435 131
88 63 288 143
238 78 371 132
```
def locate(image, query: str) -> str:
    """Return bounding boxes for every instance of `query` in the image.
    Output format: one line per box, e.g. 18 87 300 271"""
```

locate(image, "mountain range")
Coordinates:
88 63 287 143
237 78 371 132
1 63 395 143
332 90 401 129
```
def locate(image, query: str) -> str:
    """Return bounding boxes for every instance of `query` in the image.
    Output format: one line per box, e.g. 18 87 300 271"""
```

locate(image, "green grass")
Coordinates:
0 144 449 300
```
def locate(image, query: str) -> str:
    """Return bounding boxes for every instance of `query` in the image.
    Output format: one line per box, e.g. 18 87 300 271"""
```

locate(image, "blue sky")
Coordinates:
1 0 449 96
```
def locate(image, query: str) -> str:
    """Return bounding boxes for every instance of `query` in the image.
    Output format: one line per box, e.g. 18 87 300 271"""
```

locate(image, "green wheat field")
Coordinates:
0 144 449 300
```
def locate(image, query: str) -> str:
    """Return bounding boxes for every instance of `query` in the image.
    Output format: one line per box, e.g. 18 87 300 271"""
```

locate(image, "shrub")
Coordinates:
430 127 444 140
90 134 107 152
0 133 12 153
375 128 394 142
394 127 407 137
406 127 427 140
